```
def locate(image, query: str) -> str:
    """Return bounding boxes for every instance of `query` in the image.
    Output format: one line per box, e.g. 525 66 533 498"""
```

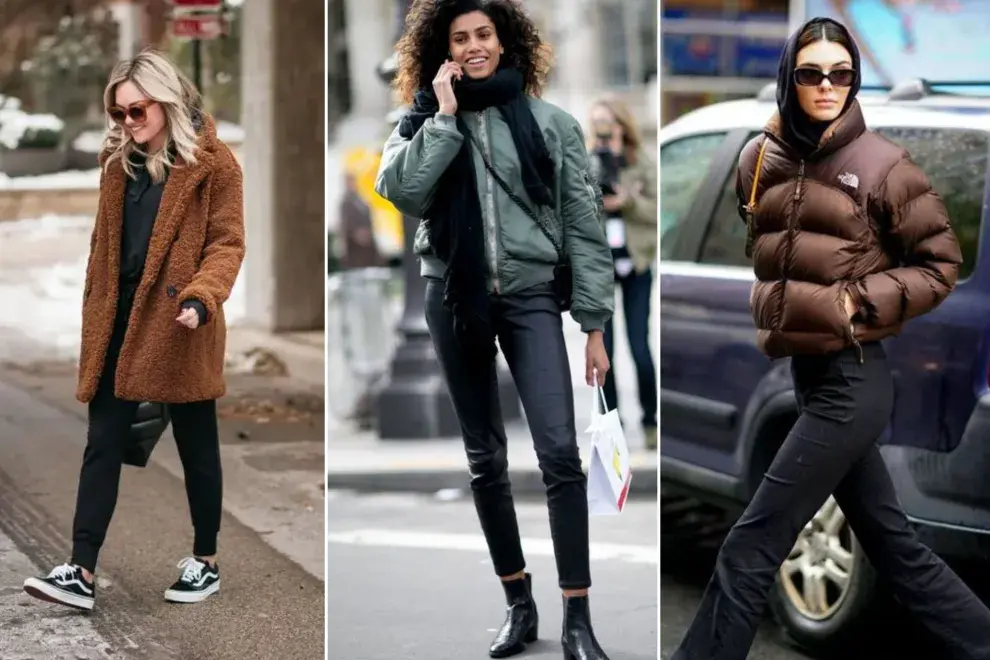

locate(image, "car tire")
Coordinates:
768 496 881 651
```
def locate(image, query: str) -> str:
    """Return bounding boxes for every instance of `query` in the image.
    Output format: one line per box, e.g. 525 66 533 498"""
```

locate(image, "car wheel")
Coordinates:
768 495 879 650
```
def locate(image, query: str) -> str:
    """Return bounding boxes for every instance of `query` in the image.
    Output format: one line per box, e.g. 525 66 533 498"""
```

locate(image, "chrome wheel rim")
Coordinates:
779 496 856 621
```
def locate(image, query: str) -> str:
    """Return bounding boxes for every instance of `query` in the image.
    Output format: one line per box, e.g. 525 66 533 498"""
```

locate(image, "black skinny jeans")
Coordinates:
674 342 990 660
71 291 223 574
602 267 656 428
425 280 591 590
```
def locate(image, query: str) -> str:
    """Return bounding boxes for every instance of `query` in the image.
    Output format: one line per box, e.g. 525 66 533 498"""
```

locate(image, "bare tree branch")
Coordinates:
0 0 105 107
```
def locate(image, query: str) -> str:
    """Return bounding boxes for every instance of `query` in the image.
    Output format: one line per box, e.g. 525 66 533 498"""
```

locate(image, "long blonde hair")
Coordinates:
587 97 642 167
101 49 202 183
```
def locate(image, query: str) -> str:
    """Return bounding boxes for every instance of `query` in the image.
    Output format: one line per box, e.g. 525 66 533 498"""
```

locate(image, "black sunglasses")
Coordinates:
793 67 856 88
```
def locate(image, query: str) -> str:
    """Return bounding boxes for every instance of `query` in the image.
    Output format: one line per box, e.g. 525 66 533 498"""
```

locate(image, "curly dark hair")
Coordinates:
393 0 552 105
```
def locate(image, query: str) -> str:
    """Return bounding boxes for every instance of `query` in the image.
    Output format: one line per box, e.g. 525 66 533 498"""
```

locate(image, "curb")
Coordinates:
326 465 657 497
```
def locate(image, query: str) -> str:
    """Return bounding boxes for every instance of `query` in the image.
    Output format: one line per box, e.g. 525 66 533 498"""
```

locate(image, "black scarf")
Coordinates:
398 67 555 362
776 17 861 157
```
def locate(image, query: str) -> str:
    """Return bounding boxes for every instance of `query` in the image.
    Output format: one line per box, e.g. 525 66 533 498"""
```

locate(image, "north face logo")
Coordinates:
838 172 860 190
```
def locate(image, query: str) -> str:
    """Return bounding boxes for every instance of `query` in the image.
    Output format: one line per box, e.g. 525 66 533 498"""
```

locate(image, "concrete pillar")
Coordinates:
343 0 393 123
545 0 605 120
240 0 325 332
108 1 141 59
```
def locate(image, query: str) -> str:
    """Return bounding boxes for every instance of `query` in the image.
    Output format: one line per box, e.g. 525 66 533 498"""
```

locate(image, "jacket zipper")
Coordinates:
771 142 864 364
792 160 805 214
777 160 805 332
477 109 500 293
842 282 865 364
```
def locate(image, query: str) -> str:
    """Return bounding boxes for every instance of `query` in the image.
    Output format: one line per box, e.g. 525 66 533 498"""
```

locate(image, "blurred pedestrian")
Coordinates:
586 98 657 450
22 49 245 611
375 0 614 658
673 17 990 659
339 171 384 270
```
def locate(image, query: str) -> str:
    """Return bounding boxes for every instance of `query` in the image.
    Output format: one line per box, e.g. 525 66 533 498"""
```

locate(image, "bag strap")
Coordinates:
464 126 566 261
590 371 608 417
743 137 770 259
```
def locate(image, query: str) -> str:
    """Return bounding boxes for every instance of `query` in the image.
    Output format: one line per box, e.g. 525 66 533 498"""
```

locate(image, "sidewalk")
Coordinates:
327 422 657 496
224 326 325 391
0 376 323 659
0 341 327 582
0 528 115 659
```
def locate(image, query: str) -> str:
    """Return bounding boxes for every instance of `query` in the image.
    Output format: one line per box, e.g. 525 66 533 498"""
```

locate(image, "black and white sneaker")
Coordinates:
23 563 95 611
164 557 220 603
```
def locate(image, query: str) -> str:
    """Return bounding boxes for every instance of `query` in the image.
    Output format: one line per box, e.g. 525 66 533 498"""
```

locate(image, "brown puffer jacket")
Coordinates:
737 100 962 360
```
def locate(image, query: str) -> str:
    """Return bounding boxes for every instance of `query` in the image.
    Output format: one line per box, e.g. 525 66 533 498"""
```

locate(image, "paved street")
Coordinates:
0 529 112 658
659 495 970 659
0 361 325 659
327 489 657 659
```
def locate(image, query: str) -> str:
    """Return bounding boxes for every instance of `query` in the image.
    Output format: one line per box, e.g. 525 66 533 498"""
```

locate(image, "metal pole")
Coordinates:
191 37 203 91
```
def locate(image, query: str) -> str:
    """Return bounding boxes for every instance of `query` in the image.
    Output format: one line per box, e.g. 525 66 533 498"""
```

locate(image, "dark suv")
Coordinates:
659 81 990 648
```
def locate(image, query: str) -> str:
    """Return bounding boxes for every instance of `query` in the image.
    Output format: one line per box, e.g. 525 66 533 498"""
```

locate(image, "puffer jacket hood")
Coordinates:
737 101 962 360
776 17 861 156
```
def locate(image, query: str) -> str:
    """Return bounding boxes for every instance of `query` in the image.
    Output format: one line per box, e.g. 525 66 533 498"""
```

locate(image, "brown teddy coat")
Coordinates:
76 113 245 404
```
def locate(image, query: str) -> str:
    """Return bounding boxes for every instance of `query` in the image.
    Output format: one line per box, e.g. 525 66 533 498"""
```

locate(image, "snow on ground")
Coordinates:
0 214 246 362
0 168 100 190
70 129 104 153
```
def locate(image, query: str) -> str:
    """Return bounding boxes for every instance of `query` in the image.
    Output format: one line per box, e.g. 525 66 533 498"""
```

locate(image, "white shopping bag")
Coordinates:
584 372 632 516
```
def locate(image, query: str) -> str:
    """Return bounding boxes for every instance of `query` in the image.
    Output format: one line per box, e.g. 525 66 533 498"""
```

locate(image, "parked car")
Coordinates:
659 80 990 650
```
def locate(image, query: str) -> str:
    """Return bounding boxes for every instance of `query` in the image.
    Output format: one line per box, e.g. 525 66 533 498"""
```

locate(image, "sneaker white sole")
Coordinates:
164 580 219 603
23 578 94 611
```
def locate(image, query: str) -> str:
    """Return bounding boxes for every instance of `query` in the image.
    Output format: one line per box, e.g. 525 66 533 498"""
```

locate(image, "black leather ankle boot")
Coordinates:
561 594 609 660
489 573 539 658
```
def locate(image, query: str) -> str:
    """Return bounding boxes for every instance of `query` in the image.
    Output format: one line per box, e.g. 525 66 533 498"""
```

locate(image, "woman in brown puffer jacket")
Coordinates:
673 17 990 660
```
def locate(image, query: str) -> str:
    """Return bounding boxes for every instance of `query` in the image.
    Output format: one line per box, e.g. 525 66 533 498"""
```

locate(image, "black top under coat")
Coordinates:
119 148 206 325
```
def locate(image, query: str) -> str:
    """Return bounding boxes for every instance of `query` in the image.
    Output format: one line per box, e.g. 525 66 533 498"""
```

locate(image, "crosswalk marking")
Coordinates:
326 529 657 565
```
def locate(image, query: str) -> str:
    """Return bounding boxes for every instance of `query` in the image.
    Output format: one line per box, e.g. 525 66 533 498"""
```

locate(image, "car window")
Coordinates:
659 132 726 259
697 127 988 277
699 132 762 267
875 127 987 280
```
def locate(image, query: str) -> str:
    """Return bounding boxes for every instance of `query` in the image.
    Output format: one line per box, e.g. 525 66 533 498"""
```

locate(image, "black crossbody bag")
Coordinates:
465 129 573 311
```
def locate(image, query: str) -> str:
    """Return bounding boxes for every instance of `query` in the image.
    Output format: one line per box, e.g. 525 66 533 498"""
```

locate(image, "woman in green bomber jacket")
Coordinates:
375 1 615 659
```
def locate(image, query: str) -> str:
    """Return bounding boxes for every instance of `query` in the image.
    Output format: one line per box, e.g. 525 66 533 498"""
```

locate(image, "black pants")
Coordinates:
70 294 223 574
674 342 990 660
425 280 590 590
602 267 656 427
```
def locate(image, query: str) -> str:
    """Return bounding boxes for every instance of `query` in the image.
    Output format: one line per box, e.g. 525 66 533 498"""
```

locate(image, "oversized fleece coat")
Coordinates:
76 113 245 404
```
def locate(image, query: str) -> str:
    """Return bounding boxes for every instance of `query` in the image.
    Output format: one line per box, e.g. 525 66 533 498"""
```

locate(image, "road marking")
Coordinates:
326 529 657 565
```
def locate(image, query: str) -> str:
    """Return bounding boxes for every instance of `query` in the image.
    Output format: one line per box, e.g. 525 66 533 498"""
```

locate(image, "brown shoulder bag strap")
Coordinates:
743 138 769 259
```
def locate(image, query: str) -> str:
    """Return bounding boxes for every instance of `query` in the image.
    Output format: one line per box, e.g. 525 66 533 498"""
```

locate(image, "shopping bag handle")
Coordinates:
590 369 608 418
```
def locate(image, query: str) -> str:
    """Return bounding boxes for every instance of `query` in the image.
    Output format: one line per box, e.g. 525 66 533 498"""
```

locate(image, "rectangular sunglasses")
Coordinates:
107 100 156 125
793 68 855 87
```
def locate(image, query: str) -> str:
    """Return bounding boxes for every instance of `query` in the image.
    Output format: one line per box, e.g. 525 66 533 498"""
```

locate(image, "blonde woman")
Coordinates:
22 49 245 610
586 98 657 449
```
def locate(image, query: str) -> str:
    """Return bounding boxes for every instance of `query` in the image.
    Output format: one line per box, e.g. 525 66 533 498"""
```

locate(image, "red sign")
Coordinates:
168 15 224 40
168 0 223 7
